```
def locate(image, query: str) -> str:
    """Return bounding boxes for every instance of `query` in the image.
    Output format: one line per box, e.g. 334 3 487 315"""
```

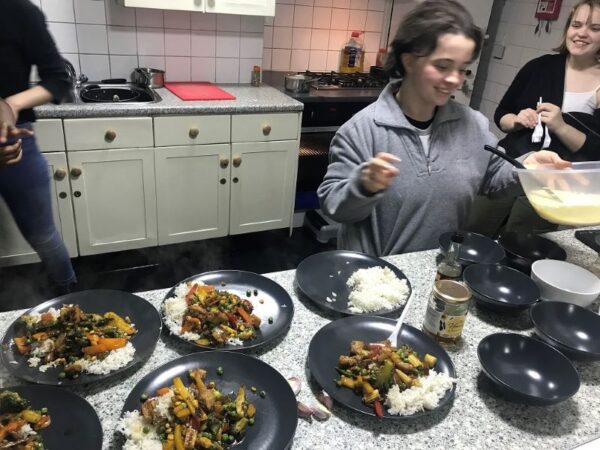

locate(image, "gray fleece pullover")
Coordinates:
317 80 524 256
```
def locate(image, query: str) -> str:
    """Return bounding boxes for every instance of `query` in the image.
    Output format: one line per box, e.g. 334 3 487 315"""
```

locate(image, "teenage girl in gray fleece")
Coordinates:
317 0 570 257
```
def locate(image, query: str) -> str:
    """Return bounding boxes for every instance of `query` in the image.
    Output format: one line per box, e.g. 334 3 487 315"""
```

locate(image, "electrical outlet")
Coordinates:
492 44 505 60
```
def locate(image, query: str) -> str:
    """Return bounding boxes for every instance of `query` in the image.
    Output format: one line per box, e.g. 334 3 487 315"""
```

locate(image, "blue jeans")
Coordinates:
0 123 76 289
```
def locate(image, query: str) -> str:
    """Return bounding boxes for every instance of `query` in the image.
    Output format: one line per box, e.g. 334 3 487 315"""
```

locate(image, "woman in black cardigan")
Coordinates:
469 0 600 236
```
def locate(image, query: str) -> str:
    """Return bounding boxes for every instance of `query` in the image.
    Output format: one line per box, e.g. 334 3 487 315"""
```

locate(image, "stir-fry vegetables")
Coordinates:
0 390 51 450
137 370 257 449
336 340 438 417
179 285 262 347
14 304 137 379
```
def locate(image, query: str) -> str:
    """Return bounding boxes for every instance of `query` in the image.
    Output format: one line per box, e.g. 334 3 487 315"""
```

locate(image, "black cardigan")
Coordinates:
494 53 600 162
0 0 70 123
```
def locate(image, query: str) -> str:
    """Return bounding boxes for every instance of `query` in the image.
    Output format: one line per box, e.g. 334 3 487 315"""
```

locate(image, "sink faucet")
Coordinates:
63 58 88 88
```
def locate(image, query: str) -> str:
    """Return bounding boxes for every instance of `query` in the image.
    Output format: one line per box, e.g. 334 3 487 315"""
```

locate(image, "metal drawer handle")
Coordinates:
104 130 117 142
262 125 272 136
70 167 82 177
220 158 229 168
233 156 242 167
54 168 67 180
189 127 200 139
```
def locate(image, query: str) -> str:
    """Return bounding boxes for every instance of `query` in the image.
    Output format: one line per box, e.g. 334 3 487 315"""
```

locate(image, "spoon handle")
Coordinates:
483 145 526 169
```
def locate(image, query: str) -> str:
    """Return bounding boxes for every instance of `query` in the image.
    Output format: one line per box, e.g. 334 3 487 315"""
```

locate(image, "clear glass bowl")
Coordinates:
515 162 600 226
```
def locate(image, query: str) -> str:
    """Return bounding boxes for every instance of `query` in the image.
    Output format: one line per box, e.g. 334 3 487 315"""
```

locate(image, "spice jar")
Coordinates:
423 280 471 343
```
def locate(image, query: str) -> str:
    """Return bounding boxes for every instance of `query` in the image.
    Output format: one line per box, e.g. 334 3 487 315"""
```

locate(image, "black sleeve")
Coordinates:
493 58 540 129
23 6 70 104
566 109 600 160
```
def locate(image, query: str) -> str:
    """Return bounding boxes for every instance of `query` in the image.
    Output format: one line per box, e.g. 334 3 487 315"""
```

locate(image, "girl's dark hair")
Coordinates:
384 0 483 78
553 0 600 53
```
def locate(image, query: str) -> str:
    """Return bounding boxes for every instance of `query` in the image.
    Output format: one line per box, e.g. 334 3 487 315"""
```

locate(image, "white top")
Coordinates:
415 124 433 157
562 85 600 114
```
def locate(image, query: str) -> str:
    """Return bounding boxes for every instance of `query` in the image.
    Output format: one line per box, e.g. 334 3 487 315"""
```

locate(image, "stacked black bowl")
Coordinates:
463 264 540 312
498 232 567 275
439 231 505 266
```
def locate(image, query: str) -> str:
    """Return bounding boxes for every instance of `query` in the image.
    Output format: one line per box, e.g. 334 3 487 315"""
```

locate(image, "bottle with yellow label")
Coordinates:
339 31 364 74
423 279 471 343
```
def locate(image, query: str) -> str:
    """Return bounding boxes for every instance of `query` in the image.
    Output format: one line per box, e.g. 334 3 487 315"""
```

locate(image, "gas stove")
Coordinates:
300 70 388 90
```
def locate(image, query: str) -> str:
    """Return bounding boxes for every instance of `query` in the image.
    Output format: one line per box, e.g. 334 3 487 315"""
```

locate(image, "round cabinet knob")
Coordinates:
73 191 82 198
220 178 227 185
59 192 67 199
233 156 242 167
262 125 272 136
189 127 200 139
70 167 82 177
233 177 239 183
104 130 117 142
54 168 67 180
220 158 229 169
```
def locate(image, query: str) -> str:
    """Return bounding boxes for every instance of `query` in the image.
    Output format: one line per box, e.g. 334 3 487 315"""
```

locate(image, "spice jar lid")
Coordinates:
433 280 471 304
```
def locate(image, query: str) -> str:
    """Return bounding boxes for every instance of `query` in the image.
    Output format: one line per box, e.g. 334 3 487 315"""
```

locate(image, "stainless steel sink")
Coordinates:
64 82 161 104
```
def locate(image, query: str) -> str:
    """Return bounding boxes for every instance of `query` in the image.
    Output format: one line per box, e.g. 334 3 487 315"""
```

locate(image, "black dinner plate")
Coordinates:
117 351 297 450
2 385 103 449
162 271 294 350
1 290 162 385
307 315 456 419
295 250 412 315
439 231 505 265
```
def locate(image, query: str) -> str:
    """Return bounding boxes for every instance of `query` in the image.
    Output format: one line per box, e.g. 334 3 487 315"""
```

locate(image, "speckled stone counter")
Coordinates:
34 85 303 118
1 228 599 449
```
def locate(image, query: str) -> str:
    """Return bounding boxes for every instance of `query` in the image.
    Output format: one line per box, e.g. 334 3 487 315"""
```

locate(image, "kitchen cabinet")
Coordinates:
67 148 157 256
117 0 274 16
0 152 77 267
155 144 230 245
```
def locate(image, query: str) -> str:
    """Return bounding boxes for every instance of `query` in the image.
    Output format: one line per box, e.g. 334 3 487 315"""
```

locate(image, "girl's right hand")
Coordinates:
514 108 538 129
360 152 400 194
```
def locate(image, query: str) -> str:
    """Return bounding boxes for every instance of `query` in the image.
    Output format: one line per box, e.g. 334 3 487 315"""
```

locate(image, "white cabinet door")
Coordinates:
118 0 204 12
205 0 274 16
68 148 157 256
229 140 298 235
155 144 230 245
0 152 77 267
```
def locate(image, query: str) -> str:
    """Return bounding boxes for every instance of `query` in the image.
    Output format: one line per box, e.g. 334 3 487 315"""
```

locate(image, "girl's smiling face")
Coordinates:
566 4 600 60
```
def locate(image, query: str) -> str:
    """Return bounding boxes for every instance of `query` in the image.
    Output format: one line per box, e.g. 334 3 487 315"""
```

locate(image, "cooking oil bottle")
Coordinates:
339 31 364 73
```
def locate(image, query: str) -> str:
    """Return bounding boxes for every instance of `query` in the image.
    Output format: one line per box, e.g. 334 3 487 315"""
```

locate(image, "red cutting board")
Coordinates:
164 82 236 101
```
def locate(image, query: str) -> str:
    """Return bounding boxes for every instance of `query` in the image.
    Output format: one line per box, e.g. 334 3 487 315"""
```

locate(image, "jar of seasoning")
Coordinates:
423 279 471 343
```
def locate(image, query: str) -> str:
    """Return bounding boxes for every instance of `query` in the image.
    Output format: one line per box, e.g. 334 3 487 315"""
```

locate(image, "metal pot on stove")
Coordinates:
284 74 314 93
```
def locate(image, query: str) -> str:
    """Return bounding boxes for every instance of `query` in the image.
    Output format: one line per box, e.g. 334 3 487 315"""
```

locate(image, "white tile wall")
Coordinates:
36 0 264 84
263 0 389 71
472 0 576 136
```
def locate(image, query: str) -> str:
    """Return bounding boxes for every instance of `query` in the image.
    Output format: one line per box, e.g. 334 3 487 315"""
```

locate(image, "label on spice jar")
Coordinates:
423 309 466 339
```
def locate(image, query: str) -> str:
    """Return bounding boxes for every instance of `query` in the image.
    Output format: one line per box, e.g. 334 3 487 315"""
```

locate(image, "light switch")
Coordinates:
492 43 505 60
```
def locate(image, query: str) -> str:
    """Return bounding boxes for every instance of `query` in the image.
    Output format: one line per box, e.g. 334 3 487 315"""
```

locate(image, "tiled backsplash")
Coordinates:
263 0 389 72
29 0 264 83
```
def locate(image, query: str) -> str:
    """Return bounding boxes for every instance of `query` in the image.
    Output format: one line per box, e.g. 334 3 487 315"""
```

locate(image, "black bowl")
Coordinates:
463 264 540 312
530 301 600 361
439 231 505 265
499 232 567 274
477 333 580 406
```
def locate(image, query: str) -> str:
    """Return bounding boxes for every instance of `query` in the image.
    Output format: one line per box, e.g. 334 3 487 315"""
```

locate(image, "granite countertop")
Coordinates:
0 228 599 449
34 84 304 119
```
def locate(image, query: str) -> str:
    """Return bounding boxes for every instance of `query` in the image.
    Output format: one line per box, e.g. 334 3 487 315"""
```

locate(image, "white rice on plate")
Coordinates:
385 370 456 416
117 411 162 450
346 266 409 313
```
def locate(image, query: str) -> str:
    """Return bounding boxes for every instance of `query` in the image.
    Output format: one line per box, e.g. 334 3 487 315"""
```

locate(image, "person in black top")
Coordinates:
468 0 600 237
0 0 76 294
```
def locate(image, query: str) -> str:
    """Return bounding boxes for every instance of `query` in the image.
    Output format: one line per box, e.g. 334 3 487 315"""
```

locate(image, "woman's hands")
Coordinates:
0 99 32 168
523 150 571 169
360 152 400 194
514 108 538 129
537 102 567 133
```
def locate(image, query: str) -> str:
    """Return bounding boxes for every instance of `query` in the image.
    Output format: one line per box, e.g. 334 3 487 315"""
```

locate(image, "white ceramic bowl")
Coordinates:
531 259 600 308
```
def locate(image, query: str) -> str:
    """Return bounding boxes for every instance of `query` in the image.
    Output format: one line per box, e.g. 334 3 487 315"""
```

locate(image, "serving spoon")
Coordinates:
386 289 415 345
483 145 563 204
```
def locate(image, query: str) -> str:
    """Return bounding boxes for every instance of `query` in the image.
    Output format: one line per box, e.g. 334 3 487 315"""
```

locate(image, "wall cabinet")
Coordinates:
0 152 77 267
118 0 274 16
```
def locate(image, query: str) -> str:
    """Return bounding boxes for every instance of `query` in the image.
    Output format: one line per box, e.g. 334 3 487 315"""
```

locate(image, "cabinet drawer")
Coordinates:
154 115 230 147
63 117 153 150
231 113 299 143
33 119 65 152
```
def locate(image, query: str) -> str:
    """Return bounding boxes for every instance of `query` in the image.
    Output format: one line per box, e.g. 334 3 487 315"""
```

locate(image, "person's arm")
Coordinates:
495 59 540 132
4 5 70 120
318 130 393 223
538 102 587 152
0 99 33 167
